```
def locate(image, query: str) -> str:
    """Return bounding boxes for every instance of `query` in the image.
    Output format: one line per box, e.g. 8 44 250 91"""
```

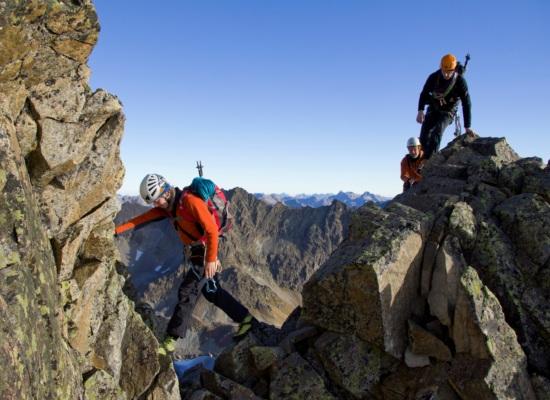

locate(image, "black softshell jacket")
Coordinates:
418 70 472 128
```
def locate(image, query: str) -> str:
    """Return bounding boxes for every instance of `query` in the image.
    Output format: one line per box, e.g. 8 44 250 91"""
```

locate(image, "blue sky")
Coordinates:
89 0 549 197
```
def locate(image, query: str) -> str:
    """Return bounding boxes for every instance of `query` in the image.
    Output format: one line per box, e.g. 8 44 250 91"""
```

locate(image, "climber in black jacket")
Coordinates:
416 53 476 158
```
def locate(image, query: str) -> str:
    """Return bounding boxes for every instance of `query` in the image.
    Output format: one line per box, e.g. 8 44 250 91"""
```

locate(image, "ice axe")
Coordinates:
196 161 204 177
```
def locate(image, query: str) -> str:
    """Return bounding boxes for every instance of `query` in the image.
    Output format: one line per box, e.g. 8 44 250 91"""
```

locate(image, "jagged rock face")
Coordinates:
115 187 350 357
397 136 550 378
302 201 431 358
0 1 178 399
177 137 546 400
450 267 533 399
224 187 350 292
1 111 82 400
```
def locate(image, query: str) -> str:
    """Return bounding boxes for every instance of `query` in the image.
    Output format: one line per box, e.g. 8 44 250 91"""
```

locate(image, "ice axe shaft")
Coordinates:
196 161 204 177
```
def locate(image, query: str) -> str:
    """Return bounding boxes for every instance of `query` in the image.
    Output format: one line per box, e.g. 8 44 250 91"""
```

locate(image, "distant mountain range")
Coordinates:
254 191 389 208
119 190 390 208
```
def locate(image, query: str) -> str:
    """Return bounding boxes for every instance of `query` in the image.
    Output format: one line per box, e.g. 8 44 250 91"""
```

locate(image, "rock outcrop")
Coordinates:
0 1 178 399
176 136 547 400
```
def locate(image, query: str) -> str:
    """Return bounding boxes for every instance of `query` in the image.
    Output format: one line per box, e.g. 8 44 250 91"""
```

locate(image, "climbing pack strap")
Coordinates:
174 181 233 242
431 72 458 105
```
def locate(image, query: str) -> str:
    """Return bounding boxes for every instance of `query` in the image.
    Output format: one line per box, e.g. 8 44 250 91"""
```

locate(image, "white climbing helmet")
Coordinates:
407 137 421 147
140 173 171 204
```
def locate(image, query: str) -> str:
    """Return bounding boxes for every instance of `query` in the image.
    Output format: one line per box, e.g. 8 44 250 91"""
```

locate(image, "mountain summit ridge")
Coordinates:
185 136 549 399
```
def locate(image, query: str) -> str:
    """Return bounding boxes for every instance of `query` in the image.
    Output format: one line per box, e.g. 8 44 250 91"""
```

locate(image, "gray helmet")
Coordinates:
140 173 171 204
407 137 421 147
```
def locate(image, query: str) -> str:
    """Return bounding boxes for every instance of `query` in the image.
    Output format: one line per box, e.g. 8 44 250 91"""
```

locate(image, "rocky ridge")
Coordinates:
0 1 178 399
2 1 550 399
176 136 550 400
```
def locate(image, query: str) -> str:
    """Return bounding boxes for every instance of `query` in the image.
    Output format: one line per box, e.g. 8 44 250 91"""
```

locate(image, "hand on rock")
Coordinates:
465 128 477 138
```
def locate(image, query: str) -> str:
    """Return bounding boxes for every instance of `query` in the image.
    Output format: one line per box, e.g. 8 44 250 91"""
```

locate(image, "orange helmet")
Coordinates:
440 54 457 70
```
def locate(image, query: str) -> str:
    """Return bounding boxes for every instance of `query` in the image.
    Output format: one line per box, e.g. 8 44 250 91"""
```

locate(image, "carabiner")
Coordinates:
205 278 218 293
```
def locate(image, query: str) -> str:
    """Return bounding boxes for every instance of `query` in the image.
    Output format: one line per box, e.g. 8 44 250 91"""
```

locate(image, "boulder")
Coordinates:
143 357 181 400
379 363 457 400
249 345 286 373
408 320 452 362
214 334 260 385
494 193 550 267
448 201 477 249
269 352 335 400
472 219 550 375
303 202 431 358
313 332 396 398
84 370 127 400
450 267 535 399
201 369 261 400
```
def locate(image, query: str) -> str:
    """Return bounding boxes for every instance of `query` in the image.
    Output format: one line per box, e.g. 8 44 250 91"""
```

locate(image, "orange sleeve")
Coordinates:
114 207 168 235
400 156 410 182
185 195 219 262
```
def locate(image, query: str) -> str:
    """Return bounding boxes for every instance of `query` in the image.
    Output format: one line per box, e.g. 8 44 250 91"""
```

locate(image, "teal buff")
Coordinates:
190 177 216 201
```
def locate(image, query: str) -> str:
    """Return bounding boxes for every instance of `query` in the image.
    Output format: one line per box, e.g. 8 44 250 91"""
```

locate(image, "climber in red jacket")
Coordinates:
400 137 426 192
116 173 256 354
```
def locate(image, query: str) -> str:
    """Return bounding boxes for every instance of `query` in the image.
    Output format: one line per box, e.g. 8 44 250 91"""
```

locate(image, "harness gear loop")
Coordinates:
430 72 458 107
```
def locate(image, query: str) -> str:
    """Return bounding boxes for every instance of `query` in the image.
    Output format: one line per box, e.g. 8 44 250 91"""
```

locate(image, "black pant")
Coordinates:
419 110 454 159
166 245 249 338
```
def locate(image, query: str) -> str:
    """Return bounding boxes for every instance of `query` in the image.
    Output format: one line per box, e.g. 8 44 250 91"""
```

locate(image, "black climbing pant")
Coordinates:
419 110 454 159
166 244 249 338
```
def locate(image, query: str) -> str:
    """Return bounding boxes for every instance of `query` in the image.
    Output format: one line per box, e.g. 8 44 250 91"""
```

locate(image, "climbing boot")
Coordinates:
158 336 177 356
233 314 256 342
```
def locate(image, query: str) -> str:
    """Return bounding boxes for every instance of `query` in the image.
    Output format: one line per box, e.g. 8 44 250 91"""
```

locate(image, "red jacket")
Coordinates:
400 151 426 184
115 188 219 262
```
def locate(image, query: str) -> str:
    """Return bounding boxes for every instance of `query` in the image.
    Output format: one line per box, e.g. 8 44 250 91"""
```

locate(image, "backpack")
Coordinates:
176 178 233 241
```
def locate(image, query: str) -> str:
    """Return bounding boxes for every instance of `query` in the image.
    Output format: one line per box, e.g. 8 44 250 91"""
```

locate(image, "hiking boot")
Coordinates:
158 336 177 356
233 314 256 341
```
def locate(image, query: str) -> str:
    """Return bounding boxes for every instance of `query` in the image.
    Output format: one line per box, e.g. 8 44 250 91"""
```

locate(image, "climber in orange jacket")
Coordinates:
115 173 256 354
400 137 426 192
115 177 220 270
